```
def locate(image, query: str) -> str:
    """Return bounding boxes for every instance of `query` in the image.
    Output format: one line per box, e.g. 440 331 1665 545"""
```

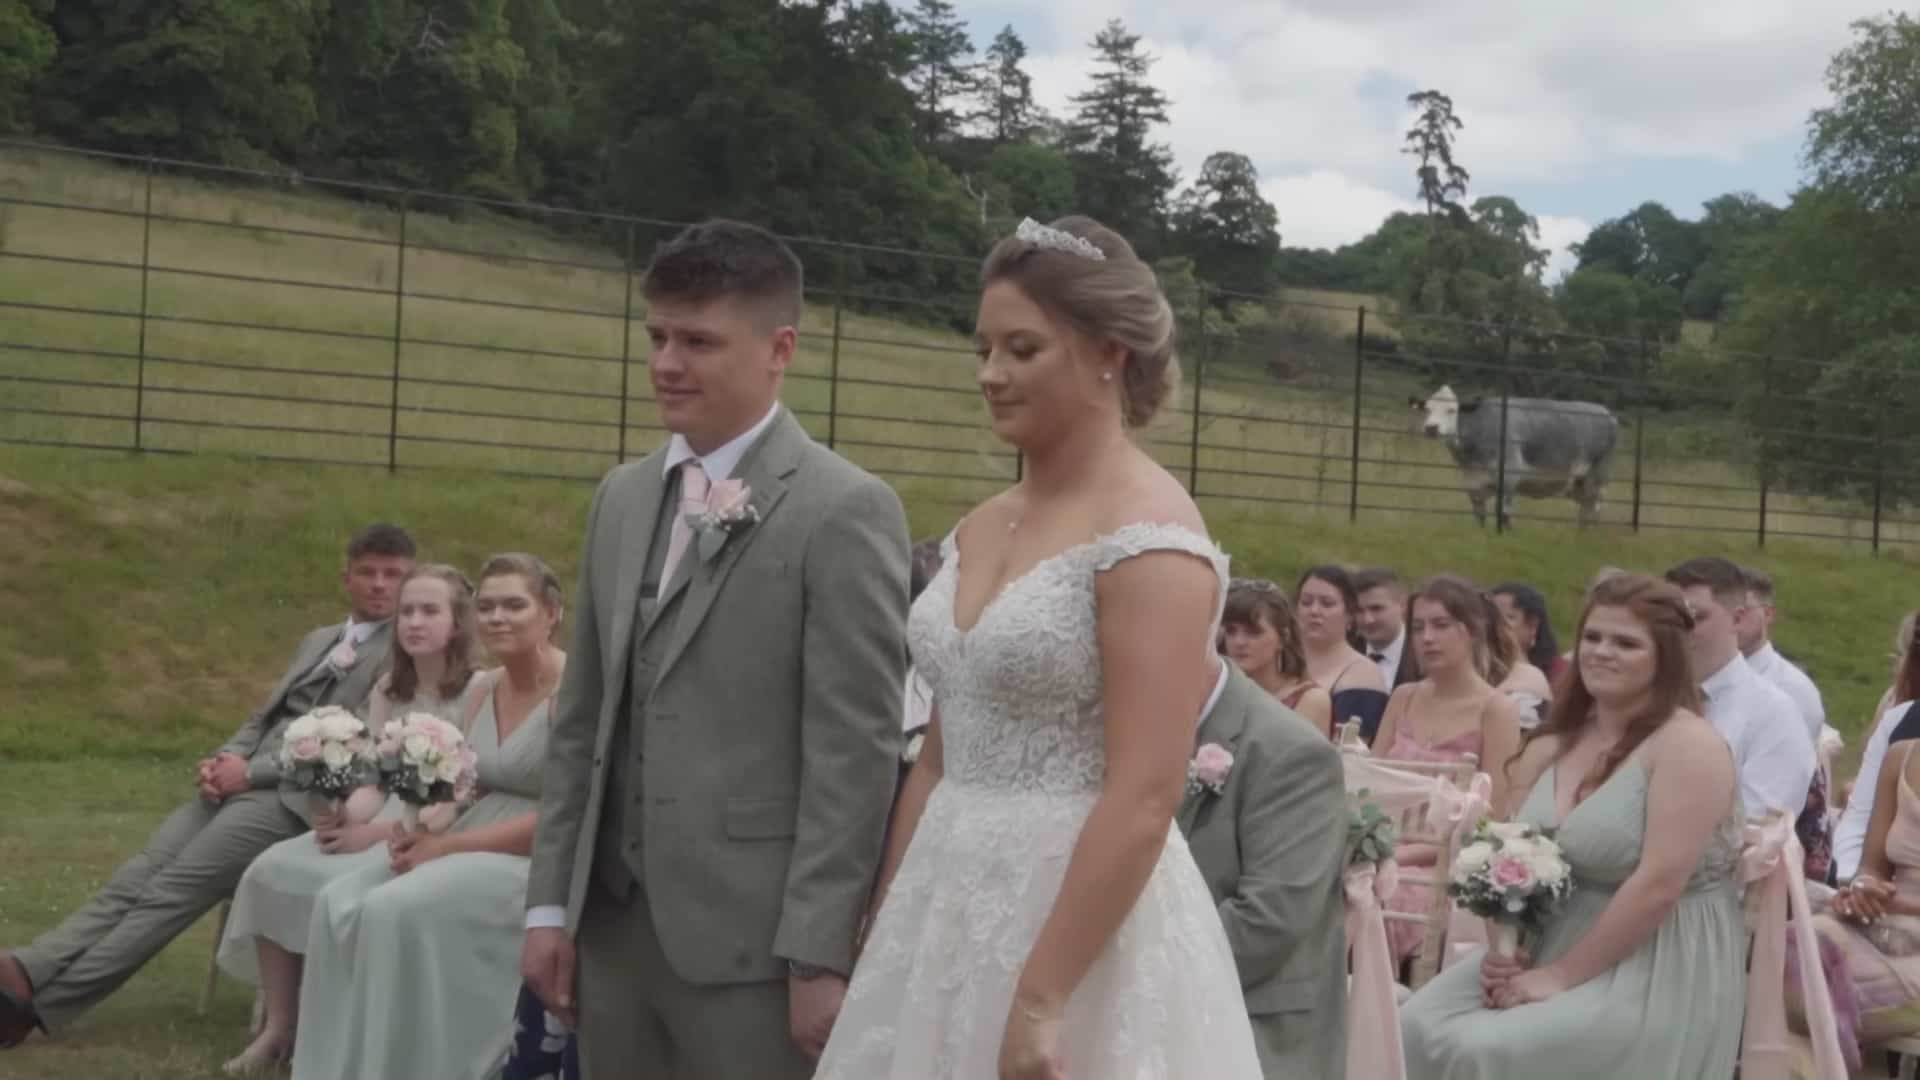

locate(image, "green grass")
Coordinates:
0 146 1912 1078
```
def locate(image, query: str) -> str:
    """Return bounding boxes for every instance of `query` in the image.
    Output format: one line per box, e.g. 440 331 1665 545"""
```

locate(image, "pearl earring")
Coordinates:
1101 371 1114 382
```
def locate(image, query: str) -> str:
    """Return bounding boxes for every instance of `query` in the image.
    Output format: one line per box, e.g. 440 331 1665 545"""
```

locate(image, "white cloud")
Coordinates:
960 1 1888 249
1535 214 1592 284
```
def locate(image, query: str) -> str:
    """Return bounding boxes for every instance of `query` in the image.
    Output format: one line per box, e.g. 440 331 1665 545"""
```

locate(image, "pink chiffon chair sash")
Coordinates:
1740 811 1846 1080
1339 755 1493 1080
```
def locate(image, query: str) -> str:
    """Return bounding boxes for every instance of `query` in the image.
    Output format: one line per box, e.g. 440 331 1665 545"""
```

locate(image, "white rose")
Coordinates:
1531 855 1569 886
436 756 464 784
1452 842 1493 884
285 716 318 741
403 733 431 761
326 713 363 741
321 741 353 769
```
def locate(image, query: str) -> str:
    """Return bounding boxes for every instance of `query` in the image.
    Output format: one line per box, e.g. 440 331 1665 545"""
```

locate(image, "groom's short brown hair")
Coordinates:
642 220 804 330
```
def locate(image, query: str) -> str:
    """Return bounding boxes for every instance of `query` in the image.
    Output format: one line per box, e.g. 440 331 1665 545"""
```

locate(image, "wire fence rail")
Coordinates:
1 138 1913 550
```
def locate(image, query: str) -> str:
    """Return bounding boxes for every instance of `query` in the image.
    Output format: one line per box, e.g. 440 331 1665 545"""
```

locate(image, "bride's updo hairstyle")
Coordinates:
980 216 1179 428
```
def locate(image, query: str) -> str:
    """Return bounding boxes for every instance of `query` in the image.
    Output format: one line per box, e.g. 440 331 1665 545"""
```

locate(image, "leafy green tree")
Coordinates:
0 0 53 133
1807 12 1920 211
35 0 320 163
1402 90 1469 222
1171 151 1280 297
981 141 1075 225
1569 201 1702 292
901 0 976 147
1063 19 1179 250
970 25 1042 144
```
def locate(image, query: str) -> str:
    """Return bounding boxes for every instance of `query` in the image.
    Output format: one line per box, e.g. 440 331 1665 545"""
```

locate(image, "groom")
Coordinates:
522 220 910 1078
0 523 412 1044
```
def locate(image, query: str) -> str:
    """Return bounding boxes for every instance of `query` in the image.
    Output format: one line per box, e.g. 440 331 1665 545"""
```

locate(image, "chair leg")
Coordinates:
1900 1048 1917 1080
198 899 231 1017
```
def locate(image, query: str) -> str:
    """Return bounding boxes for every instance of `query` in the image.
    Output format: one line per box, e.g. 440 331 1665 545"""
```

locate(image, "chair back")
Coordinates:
1739 810 1847 1080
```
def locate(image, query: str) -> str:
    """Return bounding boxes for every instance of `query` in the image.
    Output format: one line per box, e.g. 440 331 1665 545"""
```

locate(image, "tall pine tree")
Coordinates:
901 0 975 147
1063 19 1177 250
970 24 1040 144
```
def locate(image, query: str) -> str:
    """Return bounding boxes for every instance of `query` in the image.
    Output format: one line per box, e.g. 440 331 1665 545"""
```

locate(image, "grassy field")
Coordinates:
2 146 1915 1077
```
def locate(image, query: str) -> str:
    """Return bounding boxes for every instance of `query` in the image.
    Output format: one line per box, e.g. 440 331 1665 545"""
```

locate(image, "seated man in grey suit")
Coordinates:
0 523 414 1046
1178 641 1349 1078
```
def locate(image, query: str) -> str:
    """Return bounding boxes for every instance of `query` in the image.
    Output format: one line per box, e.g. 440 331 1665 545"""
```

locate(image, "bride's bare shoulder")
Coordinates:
1093 451 1207 538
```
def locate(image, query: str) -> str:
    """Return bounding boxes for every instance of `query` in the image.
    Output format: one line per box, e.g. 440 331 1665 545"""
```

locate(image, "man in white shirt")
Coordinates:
1666 557 1815 819
1736 567 1825 745
1354 567 1408 688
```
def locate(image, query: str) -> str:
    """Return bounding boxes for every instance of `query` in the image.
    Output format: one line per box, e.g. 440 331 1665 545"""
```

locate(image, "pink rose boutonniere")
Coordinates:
1187 743 1234 797
687 478 759 561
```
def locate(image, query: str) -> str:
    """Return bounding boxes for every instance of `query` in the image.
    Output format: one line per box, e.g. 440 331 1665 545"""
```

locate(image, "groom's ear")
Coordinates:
769 324 798 374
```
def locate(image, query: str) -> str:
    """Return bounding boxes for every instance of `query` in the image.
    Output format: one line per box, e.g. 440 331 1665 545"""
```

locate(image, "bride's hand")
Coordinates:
998 993 1068 1080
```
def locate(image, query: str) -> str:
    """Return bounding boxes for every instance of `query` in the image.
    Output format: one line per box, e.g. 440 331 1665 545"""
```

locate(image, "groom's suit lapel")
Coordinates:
609 451 670 678
653 410 803 685
1179 671 1252 834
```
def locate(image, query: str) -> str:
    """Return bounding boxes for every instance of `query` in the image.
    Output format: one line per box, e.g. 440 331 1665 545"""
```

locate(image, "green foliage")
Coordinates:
901 0 976 146
0 0 53 133
1807 12 1920 211
982 140 1075 224
1403 89 1470 221
1347 796 1398 868
1172 151 1281 300
1064 19 1178 252
971 24 1043 144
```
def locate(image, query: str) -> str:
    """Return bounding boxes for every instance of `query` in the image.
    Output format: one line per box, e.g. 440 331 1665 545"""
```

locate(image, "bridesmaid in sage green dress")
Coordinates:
1401 574 1747 1080
291 554 567 1080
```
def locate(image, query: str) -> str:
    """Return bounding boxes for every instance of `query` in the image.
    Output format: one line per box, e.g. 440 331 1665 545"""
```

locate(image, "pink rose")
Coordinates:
706 478 752 520
1490 854 1536 891
291 736 324 763
1192 743 1234 787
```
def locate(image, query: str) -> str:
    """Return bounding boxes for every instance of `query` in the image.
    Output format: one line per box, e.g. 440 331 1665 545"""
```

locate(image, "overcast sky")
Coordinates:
949 1 1885 278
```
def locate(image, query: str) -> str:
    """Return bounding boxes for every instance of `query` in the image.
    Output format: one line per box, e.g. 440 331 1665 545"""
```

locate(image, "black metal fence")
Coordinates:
1 138 1911 550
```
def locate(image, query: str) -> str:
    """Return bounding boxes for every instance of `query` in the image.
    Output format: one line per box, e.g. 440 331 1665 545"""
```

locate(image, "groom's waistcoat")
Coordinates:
596 470 682 899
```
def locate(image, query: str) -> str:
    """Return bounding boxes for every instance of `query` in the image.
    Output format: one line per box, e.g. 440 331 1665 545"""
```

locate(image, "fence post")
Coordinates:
616 222 635 465
133 156 155 452
387 199 409 473
1631 413 1645 533
1494 324 1514 533
1757 354 1772 548
827 244 847 451
1187 285 1208 495
1349 306 1366 523
1873 397 1888 554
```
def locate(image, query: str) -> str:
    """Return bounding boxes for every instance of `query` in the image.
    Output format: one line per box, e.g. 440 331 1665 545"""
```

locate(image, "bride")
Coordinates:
814 217 1260 1078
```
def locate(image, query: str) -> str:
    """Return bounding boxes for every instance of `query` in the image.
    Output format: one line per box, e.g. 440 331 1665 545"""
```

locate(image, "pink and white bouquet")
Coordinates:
375 712 478 829
279 706 378 813
1448 820 1574 957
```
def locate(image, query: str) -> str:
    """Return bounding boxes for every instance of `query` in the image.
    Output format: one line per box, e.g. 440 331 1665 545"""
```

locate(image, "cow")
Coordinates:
1410 385 1620 528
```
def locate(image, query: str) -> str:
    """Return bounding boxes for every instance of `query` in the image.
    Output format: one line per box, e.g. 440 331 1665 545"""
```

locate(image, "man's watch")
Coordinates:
787 960 832 980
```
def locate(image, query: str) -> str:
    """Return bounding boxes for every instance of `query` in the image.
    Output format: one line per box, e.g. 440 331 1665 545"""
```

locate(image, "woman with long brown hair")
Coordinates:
1219 578 1333 736
1401 574 1745 1080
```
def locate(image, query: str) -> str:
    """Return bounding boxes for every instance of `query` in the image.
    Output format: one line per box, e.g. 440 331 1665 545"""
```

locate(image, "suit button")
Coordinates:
627 839 640 852
592 756 603 767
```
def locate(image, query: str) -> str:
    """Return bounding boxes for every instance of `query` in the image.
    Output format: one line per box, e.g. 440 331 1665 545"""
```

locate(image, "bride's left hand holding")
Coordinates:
387 826 449 875
1490 965 1566 1009
998 992 1068 1080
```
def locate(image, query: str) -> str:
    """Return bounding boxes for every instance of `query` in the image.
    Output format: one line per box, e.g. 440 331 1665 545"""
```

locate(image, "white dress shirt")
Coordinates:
1701 654 1816 819
1369 627 1406 686
1835 700 1911 880
1746 641 1825 746
1197 660 1231 731
526 403 785 933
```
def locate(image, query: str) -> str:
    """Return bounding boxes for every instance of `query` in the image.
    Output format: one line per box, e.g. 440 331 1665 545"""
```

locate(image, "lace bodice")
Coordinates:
909 522 1229 796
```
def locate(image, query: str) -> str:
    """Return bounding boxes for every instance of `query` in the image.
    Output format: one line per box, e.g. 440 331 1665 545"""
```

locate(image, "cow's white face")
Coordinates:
1418 386 1460 438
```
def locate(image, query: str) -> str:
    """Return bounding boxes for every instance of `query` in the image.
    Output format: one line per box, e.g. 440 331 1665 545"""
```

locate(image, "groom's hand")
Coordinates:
205 753 250 799
522 928 577 1029
788 971 847 1060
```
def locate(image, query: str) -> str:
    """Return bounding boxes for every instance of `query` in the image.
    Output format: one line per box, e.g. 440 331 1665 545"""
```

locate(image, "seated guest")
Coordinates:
1491 581 1566 684
219 564 482 1074
1401 575 1746 1079
293 554 566 1080
1354 567 1411 689
1481 593 1552 730
1665 557 1814 819
1220 578 1334 737
1557 566 1625 673
1373 576 1522 967
1178 651 1347 1078
1737 565 1834 880
1796 737 1920 1059
1837 611 1920 882
0 524 414 1047
1297 565 1390 743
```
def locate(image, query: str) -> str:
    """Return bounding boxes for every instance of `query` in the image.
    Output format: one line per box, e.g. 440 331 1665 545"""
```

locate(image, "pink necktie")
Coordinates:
659 460 709 589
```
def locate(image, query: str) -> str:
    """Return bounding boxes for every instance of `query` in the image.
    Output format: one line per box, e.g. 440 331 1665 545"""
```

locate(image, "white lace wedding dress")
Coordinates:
815 523 1261 1079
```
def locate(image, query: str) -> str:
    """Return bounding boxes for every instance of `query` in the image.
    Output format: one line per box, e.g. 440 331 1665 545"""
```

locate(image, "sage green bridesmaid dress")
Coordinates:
1400 760 1747 1079
290 685 552 1080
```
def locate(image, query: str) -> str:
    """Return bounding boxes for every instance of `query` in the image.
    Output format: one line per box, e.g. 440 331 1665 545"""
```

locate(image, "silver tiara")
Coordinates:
1015 218 1106 262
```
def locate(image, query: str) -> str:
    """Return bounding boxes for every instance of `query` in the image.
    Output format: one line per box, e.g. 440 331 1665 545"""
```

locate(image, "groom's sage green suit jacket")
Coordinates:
1178 665 1349 1080
529 407 910 984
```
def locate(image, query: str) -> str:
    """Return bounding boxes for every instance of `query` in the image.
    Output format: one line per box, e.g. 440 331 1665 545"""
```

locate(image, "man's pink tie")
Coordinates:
659 460 709 589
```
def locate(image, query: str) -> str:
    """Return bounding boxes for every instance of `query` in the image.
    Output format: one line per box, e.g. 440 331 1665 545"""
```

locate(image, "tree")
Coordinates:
1402 90 1469 222
1569 201 1701 292
1806 12 1920 211
1063 19 1179 250
1470 196 1548 279
34 0 320 164
0 0 53 133
981 141 1075 225
1171 151 1280 296
901 0 975 147
970 24 1041 144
